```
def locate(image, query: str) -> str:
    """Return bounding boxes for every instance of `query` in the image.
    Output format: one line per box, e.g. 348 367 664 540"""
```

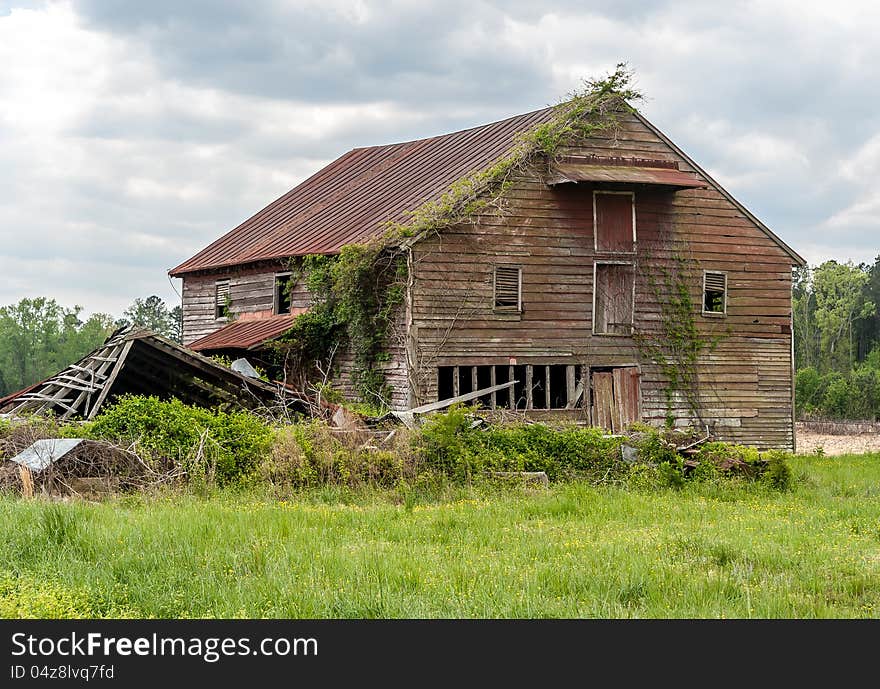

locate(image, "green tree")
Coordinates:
792 265 819 370
854 256 880 361
812 260 875 372
117 295 181 342
0 298 114 396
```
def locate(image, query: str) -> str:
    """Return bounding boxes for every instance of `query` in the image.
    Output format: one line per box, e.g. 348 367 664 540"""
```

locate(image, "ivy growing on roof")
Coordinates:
275 64 643 407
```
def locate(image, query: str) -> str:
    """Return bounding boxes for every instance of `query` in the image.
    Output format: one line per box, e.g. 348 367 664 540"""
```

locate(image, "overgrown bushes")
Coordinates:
1 397 793 494
78 396 275 485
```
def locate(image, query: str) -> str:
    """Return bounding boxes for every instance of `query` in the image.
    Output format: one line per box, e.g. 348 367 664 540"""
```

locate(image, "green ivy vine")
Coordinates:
275 63 644 406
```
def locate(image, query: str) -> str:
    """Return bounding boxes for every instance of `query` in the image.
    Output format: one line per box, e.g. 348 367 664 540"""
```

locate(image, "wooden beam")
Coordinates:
86 340 134 420
489 366 497 410
509 365 515 410
525 365 533 410
545 365 551 409
566 365 576 406
401 380 518 416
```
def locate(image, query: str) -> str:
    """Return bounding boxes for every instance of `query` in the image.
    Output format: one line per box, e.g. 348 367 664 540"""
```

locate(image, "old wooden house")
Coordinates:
169 91 804 449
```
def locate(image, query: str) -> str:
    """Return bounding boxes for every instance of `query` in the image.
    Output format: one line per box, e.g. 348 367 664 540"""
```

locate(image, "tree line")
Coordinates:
793 257 880 420
4 259 880 418
0 295 181 397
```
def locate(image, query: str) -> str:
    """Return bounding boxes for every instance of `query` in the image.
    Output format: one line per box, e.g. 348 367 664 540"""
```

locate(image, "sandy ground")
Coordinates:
796 424 880 456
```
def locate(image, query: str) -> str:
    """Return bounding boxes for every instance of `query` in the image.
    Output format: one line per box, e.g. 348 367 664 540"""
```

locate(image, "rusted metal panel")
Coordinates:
169 108 559 276
188 312 304 352
547 155 706 188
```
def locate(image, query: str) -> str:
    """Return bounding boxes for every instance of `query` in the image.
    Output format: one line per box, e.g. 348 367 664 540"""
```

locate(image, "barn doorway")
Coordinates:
590 366 640 432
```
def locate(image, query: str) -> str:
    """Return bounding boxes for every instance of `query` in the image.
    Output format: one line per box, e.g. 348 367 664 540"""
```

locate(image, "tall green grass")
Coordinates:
1 453 878 618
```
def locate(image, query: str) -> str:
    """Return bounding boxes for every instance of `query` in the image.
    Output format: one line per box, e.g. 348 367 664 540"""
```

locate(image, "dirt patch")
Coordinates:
796 422 880 456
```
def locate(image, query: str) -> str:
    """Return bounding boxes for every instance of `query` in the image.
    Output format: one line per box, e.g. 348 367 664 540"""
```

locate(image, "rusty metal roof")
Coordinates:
188 312 305 352
547 155 707 188
170 107 559 276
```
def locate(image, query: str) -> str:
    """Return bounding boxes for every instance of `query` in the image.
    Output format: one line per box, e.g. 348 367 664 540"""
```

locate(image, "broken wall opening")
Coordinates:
437 364 585 410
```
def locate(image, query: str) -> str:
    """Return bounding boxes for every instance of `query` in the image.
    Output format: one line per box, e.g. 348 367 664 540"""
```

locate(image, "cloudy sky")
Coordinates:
2 0 878 317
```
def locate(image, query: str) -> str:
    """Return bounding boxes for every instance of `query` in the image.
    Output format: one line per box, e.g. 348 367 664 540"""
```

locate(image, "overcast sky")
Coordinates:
2 0 878 317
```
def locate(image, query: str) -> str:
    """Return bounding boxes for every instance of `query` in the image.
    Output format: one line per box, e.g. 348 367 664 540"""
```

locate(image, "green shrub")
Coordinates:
82 395 275 485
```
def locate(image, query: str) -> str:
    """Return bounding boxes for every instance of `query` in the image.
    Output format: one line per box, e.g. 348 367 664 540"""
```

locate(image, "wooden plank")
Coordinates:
508 365 515 410
525 365 533 410
402 380 518 415
453 366 459 397
592 372 614 431
490 366 496 410
86 340 134 420
545 365 551 409
566 365 576 406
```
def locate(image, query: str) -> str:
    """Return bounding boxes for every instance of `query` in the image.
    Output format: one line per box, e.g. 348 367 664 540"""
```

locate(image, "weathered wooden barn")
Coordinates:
170 91 804 449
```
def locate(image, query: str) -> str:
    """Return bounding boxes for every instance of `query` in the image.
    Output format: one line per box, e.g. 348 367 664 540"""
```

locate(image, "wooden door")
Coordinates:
591 367 640 432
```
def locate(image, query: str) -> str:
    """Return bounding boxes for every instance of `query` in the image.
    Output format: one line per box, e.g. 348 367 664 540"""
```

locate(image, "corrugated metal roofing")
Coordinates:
10 439 85 472
188 312 305 351
169 107 559 276
547 161 706 188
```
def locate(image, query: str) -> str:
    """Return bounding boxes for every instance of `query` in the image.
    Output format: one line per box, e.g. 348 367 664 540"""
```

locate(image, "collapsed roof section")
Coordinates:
0 327 303 420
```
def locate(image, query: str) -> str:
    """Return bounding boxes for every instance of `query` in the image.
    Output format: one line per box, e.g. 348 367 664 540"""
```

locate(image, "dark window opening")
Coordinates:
438 366 454 400
531 366 547 409
437 363 583 410
513 365 528 409
275 273 292 315
550 365 568 409
703 271 727 315
595 192 635 252
214 280 230 320
594 263 634 335
458 367 474 396
476 366 493 407
494 265 522 312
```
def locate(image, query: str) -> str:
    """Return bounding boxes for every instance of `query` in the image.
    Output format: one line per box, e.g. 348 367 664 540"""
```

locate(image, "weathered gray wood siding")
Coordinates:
409 112 796 449
180 263 409 408
180 263 310 345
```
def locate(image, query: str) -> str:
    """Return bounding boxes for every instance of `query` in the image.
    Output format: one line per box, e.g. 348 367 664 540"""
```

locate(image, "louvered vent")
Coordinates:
494 266 521 311
705 272 726 292
215 280 231 319
703 271 726 314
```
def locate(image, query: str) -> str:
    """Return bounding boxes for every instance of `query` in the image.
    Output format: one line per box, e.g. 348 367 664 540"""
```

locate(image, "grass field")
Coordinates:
1 453 879 619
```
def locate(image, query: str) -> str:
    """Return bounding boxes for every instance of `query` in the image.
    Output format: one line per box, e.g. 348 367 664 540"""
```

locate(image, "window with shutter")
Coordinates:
215 279 231 319
703 271 727 316
593 263 634 335
594 191 635 253
494 265 522 312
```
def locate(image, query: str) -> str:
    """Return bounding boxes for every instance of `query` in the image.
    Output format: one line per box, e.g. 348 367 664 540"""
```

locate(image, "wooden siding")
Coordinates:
180 264 311 346
181 263 410 409
408 111 796 449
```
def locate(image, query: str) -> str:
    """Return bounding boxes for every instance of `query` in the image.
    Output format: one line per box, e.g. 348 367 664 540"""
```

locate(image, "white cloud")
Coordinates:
1 0 879 320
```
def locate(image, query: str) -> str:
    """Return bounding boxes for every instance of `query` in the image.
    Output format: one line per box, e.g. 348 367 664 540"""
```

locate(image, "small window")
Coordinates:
594 263 634 335
703 271 727 316
594 191 635 252
494 265 522 312
274 273 292 315
214 279 230 320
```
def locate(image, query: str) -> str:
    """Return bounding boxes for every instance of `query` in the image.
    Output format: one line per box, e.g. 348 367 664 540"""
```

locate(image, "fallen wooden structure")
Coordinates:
0 327 306 420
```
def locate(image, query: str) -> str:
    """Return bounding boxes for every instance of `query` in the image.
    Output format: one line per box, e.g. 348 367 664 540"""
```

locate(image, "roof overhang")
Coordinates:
188 311 305 352
546 155 707 189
